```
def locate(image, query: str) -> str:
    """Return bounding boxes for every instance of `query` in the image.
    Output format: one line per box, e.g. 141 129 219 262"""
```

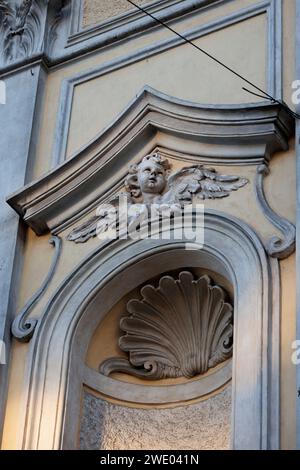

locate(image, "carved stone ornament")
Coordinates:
0 0 45 63
99 272 233 380
255 163 295 259
7 88 294 241
11 235 62 342
0 0 69 64
67 153 248 243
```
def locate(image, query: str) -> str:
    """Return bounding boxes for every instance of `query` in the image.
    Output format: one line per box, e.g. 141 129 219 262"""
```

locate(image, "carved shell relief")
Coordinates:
99 272 233 380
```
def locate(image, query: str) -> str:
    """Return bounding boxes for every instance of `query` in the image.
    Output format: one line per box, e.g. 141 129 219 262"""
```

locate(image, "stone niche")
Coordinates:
81 267 233 450
8 91 289 449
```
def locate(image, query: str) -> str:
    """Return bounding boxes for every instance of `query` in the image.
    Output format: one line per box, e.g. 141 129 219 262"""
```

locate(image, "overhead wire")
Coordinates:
126 0 300 120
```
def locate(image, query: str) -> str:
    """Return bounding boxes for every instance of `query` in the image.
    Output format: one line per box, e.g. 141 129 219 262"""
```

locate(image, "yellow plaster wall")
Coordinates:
33 0 264 179
2 0 297 450
66 14 266 157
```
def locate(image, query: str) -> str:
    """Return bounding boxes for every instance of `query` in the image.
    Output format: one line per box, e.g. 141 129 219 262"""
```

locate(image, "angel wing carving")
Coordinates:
67 159 248 243
67 193 131 244
166 165 248 203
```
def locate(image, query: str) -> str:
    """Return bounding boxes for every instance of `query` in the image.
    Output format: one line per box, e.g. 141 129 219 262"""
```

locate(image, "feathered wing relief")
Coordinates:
67 192 132 244
99 272 233 380
67 153 248 243
166 165 248 202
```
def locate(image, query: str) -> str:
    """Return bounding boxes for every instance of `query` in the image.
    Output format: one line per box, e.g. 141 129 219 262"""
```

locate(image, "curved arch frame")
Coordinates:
19 210 280 450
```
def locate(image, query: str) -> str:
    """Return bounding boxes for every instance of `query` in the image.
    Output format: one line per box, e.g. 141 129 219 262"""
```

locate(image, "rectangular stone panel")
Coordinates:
83 0 152 27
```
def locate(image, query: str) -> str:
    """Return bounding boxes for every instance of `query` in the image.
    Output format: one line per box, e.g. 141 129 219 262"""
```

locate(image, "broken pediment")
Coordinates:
7 86 294 237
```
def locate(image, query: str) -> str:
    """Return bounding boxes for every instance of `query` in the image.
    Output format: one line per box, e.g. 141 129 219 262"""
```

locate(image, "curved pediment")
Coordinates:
7 86 294 235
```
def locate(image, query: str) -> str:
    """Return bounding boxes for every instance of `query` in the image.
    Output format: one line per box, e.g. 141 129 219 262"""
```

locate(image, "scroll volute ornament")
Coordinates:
99 272 233 380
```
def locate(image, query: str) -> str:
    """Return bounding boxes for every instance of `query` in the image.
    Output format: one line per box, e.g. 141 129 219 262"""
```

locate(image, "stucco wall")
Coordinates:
33 0 267 178
1 0 297 450
80 386 231 450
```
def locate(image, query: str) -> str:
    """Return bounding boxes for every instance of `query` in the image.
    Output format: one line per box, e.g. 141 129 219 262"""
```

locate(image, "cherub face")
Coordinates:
137 160 167 195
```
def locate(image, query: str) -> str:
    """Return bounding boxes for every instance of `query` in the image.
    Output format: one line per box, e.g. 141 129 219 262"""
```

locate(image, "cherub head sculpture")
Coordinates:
67 151 249 243
125 153 171 201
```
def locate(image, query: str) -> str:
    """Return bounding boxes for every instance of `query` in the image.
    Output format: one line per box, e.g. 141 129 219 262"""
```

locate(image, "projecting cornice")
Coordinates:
0 0 222 74
7 86 295 236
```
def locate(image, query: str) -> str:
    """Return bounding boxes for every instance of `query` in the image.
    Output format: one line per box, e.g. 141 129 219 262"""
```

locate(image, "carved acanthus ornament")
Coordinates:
99 272 233 380
0 0 43 63
67 153 248 243
0 0 69 64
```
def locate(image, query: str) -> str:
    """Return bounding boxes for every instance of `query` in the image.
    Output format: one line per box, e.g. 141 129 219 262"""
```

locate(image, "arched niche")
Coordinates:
80 264 234 450
21 210 279 450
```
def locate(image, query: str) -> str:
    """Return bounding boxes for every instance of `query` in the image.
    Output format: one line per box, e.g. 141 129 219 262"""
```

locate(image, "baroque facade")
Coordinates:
0 0 299 450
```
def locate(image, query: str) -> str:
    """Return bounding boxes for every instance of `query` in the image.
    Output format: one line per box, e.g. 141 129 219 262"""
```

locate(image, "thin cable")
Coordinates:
242 87 274 102
126 0 300 119
243 89 300 120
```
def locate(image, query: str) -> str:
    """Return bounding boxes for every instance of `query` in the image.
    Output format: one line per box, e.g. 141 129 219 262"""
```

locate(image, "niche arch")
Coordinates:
21 210 279 450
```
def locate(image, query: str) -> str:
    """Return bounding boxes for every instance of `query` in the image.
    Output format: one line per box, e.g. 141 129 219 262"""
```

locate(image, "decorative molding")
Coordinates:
267 0 282 98
0 0 282 86
0 0 235 74
68 0 84 37
71 0 182 41
86 360 232 405
62 0 221 58
11 235 61 342
6 87 294 237
46 0 71 54
100 272 233 379
67 153 248 244
15 211 279 449
52 0 282 166
255 163 295 259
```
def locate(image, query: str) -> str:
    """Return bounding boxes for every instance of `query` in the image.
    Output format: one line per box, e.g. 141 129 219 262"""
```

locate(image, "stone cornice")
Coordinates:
0 0 280 79
0 0 222 75
6 87 295 236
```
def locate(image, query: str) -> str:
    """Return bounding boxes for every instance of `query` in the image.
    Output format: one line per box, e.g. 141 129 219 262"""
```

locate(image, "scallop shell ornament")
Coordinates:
99 272 233 379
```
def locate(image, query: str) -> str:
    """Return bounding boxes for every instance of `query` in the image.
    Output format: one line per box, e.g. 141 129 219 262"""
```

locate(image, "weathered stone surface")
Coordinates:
83 0 151 28
80 386 231 450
